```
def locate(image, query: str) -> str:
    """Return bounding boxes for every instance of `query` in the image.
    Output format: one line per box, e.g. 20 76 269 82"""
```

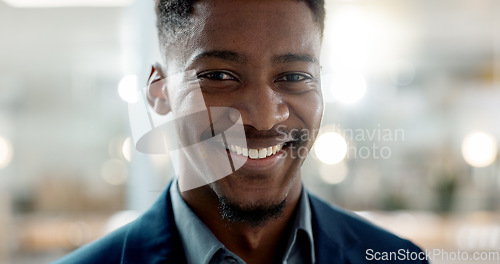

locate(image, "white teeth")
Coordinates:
258 148 267 159
249 149 259 159
272 145 278 155
227 143 285 160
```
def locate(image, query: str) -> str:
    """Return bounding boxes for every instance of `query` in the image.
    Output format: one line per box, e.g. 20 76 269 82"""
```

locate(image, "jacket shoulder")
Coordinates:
52 184 186 264
51 224 130 264
309 193 428 263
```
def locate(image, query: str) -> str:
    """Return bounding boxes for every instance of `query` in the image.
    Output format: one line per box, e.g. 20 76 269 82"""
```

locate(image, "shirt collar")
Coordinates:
170 179 230 264
282 186 316 264
170 179 315 264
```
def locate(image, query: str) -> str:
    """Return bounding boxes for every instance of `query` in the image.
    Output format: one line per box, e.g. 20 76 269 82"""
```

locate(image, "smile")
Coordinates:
226 143 284 160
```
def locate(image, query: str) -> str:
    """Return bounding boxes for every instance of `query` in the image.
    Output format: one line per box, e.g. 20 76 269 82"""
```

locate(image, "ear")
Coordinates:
146 64 171 115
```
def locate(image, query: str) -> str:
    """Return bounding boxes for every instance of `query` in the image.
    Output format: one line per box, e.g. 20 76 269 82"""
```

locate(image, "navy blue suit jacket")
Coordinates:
53 183 428 263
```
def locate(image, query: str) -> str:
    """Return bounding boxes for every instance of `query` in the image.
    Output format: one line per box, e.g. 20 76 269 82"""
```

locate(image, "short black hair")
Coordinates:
155 0 325 49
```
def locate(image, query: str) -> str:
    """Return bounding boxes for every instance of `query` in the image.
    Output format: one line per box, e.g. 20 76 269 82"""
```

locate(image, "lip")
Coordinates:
225 138 287 150
228 147 286 171
225 142 293 172
206 136 293 171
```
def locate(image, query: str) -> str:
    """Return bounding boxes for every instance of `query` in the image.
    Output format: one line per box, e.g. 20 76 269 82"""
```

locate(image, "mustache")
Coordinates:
244 125 286 139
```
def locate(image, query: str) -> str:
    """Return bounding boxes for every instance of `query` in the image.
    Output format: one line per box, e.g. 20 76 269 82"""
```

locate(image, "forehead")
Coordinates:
169 0 321 69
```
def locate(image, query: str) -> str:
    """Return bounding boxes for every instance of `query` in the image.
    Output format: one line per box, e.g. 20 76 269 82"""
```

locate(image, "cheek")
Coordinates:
168 81 214 145
288 91 324 131
200 90 238 107
172 80 209 116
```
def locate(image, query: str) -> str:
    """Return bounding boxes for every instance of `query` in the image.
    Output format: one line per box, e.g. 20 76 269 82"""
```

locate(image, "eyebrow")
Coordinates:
192 50 248 64
190 50 318 65
272 53 319 65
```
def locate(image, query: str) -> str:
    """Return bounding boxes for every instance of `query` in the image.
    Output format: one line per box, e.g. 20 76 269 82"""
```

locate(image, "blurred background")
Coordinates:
0 0 499 263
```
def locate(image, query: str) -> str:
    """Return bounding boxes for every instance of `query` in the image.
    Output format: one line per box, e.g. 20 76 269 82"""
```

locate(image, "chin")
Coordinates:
214 169 290 202
216 187 288 227
214 167 301 209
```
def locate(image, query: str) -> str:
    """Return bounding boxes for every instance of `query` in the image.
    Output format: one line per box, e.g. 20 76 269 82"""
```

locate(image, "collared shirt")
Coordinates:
170 179 315 264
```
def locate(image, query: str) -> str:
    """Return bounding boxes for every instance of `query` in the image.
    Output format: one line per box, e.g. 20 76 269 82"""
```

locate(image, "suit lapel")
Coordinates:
121 182 187 264
309 193 360 263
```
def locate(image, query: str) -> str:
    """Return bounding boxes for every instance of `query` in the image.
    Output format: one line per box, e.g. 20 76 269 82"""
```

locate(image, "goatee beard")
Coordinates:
218 196 286 227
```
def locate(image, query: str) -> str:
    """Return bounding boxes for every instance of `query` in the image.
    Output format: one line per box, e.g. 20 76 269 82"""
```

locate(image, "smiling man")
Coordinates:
54 0 428 263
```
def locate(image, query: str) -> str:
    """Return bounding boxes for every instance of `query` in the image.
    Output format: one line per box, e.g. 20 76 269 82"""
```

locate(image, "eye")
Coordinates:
197 70 239 93
274 72 318 94
275 73 311 82
198 71 237 81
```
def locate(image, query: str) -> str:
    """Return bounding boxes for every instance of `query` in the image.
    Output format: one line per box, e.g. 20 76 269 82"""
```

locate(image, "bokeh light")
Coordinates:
3 0 133 8
0 136 13 169
319 161 348 184
323 5 370 72
314 132 348 165
329 71 367 104
61 221 91 247
122 137 132 162
461 132 497 168
118 74 138 103
322 3 406 76
101 159 128 185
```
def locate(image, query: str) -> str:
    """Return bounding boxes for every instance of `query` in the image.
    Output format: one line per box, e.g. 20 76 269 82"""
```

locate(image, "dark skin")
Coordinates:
149 0 323 263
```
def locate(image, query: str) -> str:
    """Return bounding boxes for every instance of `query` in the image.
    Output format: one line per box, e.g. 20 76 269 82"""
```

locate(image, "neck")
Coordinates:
180 176 303 264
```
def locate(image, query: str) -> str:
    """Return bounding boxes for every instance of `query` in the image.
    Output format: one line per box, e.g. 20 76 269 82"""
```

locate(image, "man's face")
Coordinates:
164 0 323 212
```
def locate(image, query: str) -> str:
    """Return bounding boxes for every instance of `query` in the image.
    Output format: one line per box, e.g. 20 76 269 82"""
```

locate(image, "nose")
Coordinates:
236 82 289 131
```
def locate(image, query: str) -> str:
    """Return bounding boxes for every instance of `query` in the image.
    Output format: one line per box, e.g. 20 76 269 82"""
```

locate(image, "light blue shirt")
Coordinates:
170 179 315 264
